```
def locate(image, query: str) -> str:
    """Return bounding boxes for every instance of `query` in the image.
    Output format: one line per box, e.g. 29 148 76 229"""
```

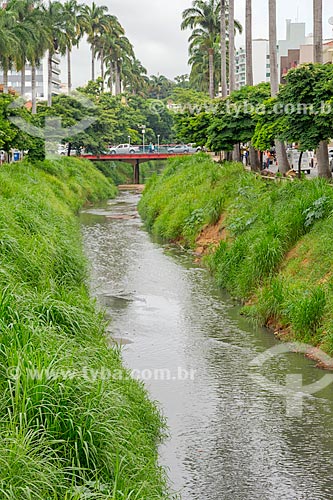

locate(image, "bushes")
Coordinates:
0 158 168 499
140 155 333 354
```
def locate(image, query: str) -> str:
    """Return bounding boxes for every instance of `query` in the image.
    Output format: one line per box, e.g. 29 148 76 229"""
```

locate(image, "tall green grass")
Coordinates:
0 157 168 499
140 155 333 354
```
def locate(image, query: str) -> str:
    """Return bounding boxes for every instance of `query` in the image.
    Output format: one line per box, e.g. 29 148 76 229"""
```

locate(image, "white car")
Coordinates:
329 149 333 171
58 145 77 156
167 144 190 154
109 144 140 154
187 143 202 153
286 149 314 174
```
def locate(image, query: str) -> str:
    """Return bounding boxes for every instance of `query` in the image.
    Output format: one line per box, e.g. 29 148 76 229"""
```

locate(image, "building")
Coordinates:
280 49 300 83
300 39 333 65
278 20 307 79
0 52 62 100
253 39 271 84
235 39 270 90
235 47 246 89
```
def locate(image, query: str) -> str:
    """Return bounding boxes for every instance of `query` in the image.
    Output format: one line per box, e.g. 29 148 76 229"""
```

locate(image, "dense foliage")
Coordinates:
173 64 333 170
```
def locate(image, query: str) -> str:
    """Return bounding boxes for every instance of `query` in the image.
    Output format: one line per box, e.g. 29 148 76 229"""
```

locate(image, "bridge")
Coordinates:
80 151 192 184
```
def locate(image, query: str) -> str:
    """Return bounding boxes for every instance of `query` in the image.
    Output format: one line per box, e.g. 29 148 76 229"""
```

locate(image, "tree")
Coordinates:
0 5 20 93
245 0 260 171
28 6 50 113
228 0 235 93
313 0 330 178
121 58 147 96
63 0 85 95
220 0 227 97
174 74 190 89
6 0 36 96
268 0 289 174
81 2 108 82
278 64 333 167
182 0 241 98
44 1 68 107
182 0 219 98
207 83 271 153
245 0 253 86
174 110 211 147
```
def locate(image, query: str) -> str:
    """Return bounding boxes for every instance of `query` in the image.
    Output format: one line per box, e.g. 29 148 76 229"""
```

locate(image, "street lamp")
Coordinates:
142 126 146 153
157 134 160 152
128 135 131 147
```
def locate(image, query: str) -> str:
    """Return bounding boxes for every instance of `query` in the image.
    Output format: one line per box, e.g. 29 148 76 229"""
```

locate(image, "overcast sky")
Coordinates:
63 0 333 88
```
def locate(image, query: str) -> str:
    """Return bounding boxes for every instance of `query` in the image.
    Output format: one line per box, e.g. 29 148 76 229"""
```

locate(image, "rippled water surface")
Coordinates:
80 192 333 500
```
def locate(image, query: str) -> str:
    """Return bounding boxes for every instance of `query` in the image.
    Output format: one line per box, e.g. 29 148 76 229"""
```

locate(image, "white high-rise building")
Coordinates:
235 47 246 89
0 52 61 99
235 39 271 90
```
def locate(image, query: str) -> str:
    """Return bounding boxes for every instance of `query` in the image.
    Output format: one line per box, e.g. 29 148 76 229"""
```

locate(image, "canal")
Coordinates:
80 191 333 500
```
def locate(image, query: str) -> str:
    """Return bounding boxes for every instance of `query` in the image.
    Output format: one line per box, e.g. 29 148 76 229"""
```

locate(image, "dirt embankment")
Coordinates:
195 215 229 257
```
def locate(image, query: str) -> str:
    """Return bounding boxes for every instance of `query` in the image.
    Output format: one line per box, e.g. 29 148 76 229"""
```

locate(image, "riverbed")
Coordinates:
80 191 333 500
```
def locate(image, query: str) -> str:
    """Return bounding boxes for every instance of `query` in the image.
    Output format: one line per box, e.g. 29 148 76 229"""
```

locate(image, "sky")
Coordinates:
63 0 333 89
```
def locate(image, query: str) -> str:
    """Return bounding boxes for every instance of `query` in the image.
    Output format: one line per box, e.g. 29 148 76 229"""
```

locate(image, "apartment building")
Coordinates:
0 52 62 100
235 39 270 90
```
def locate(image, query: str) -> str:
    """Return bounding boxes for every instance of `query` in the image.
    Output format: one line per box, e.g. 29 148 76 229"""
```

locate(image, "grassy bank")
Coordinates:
0 157 168 499
139 155 333 355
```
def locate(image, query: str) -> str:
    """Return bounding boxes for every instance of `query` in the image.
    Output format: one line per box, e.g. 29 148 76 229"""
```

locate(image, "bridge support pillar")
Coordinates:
134 159 140 184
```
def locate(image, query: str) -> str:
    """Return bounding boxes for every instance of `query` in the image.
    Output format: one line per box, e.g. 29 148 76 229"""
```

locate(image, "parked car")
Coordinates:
187 143 202 153
329 149 333 171
58 144 77 156
167 144 190 154
109 144 140 154
286 148 314 174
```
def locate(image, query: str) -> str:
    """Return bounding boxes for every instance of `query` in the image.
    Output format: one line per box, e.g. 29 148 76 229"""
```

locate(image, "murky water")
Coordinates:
80 192 333 500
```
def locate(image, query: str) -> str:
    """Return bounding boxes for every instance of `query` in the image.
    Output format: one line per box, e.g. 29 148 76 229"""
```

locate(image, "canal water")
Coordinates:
80 192 333 500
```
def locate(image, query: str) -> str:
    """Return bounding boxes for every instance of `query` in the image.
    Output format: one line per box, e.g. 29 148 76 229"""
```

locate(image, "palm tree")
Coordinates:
182 0 241 98
81 2 108 81
112 36 134 95
245 0 253 86
6 0 36 96
313 0 323 64
95 15 124 91
220 0 227 97
269 0 290 174
182 0 220 98
63 0 84 94
44 1 68 106
313 0 330 178
0 5 20 93
228 0 235 93
1 1 38 96
122 58 147 95
189 38 221 92
149 74 170 99
25 6 50 113
245 0 260 171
